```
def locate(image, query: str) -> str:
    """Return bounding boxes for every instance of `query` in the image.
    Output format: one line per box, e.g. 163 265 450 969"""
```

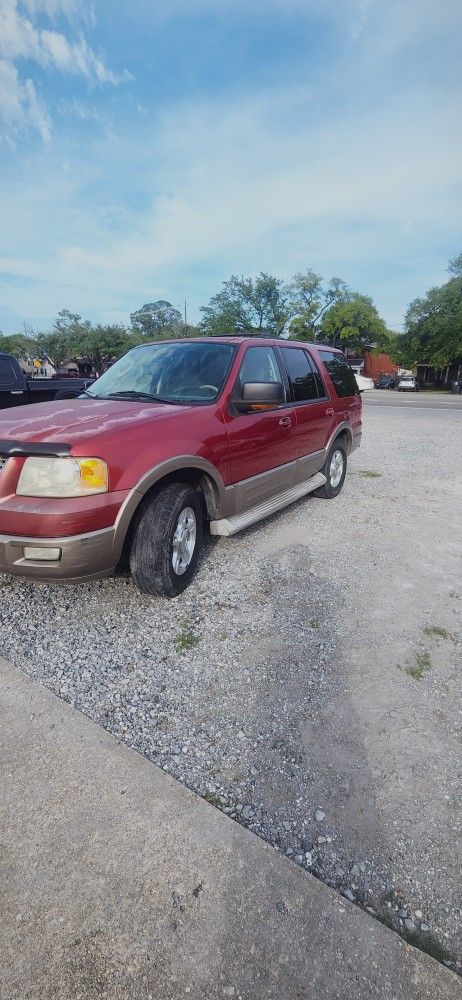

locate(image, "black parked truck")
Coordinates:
0 353 93 410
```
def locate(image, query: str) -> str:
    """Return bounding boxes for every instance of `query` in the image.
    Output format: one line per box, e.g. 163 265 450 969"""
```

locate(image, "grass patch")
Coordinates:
375 909 395 931
402 928 456 966
405 649 432 680
175 622 200 653
375 909 456 970
203 791 222 808
423 625 455 641
358 469 382 478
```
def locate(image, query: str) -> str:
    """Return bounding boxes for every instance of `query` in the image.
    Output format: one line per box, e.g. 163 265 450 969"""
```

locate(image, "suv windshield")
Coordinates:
85 341 236 404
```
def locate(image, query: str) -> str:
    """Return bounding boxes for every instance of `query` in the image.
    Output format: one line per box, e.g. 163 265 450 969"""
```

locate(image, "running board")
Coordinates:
210 473 326 537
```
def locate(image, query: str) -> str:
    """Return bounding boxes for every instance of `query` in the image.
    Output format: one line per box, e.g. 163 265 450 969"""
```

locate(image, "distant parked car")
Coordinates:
354 372 374 392
398 375 419 392
376 374 395 389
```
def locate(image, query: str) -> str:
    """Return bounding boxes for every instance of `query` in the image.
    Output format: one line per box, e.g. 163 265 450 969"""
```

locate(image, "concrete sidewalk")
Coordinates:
1 658 460 1000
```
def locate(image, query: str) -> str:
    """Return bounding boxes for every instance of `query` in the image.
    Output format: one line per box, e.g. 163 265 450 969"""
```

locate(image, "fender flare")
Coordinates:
112 455 227 562
326 421 353 455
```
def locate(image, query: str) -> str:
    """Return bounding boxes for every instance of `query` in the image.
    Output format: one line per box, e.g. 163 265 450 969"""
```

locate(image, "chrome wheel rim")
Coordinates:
329 449 344 488
172 507 197 575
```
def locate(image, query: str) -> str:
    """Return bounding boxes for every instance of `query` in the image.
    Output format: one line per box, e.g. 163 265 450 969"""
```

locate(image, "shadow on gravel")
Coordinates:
222 543 390 883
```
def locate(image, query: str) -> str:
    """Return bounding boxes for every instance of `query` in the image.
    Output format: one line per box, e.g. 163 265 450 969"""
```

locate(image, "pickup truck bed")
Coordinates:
0 353 91 409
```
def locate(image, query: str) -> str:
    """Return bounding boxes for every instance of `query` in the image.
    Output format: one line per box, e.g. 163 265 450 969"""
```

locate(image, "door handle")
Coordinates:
11 390 24 395
279 416 292 427
325 407 334 416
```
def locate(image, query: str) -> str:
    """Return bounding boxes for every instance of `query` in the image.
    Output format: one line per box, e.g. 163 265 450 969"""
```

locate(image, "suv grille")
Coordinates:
0 457 8 475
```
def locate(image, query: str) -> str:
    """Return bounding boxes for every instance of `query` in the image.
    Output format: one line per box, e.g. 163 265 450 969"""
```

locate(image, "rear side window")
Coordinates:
0 358 18 384
318 350 359 398
281 347 319 402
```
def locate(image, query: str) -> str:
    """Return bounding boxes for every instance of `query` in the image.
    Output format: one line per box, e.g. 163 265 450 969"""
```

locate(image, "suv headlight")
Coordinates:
17 457 109 498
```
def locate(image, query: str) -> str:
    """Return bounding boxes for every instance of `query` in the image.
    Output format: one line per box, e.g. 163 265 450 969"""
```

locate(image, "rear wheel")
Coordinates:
315 441 347 499
130 482 203 597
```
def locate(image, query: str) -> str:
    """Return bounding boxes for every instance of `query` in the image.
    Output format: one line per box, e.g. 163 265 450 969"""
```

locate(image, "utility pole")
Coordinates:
184 300 187 331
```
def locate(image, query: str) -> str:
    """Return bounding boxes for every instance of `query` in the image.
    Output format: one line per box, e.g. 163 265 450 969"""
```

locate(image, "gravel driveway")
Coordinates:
1 399 461 969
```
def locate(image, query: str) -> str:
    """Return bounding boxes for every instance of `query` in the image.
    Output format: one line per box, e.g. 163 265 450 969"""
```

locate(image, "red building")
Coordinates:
344 349 398 382
362 351 398 382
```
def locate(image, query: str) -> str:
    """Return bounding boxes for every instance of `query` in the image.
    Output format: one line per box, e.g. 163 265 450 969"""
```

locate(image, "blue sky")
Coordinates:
0 0 461 334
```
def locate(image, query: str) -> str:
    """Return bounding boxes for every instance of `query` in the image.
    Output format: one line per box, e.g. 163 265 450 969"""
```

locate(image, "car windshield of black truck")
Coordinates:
85 342 237 404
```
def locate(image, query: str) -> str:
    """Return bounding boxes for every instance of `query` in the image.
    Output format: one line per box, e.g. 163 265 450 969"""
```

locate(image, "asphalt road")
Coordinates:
364 389 462 410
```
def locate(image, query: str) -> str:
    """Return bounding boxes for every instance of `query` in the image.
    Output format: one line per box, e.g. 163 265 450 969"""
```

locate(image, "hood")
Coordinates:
0 397 190 448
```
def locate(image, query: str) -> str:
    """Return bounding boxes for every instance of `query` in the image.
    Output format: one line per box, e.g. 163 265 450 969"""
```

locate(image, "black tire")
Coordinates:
315 440 347 499
130 482 203 597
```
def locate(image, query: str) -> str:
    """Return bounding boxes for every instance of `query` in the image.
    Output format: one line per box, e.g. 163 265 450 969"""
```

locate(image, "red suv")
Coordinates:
0 338 361 596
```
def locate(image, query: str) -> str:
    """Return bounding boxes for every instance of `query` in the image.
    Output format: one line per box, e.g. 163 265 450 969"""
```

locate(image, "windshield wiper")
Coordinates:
98 390 172 403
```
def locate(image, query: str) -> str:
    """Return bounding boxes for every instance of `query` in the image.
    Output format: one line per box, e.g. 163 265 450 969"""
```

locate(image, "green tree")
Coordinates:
37 310 141 372
319 293 392 353
288 271 349 340
37 309 92 366
130 301 183 338
0 332 39 359
448 252 462 278
399 274 462 368
200 273 292 336
73 324 141 372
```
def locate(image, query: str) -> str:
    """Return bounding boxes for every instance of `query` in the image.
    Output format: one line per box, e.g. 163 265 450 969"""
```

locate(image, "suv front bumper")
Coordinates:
0 526 117 582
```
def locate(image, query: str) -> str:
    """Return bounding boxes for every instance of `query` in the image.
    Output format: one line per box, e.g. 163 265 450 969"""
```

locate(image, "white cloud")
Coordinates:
0 0 129 139
0 58 24 122
23 0 97 29
0 76 460 328
58 96 105 121
23 76 51 139
0 0 460 329
356 0 462 46
0 56 50 139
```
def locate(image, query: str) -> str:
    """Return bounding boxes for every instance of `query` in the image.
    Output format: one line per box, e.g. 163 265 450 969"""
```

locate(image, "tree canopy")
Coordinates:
3 254 460 373
319 293 393 354
130 300 183 338
0 332 39 358
200 273 292 337
34 310 138 370
396 274 462 368
199 269 392 353
448 252 462 278
288 272 349 340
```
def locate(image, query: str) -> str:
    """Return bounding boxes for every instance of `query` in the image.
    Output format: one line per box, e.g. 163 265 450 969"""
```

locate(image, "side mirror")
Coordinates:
235 381 284 412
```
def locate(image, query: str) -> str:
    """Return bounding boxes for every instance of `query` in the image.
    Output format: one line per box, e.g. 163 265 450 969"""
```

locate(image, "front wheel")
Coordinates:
315 441 347 499
130 483 203 597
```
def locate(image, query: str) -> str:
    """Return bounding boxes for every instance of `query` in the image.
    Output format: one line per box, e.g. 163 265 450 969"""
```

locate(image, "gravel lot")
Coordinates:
1 399 461 968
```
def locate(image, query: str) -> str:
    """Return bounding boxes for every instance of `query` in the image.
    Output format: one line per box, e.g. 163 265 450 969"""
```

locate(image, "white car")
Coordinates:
354 372 375 392
397 375 419 392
